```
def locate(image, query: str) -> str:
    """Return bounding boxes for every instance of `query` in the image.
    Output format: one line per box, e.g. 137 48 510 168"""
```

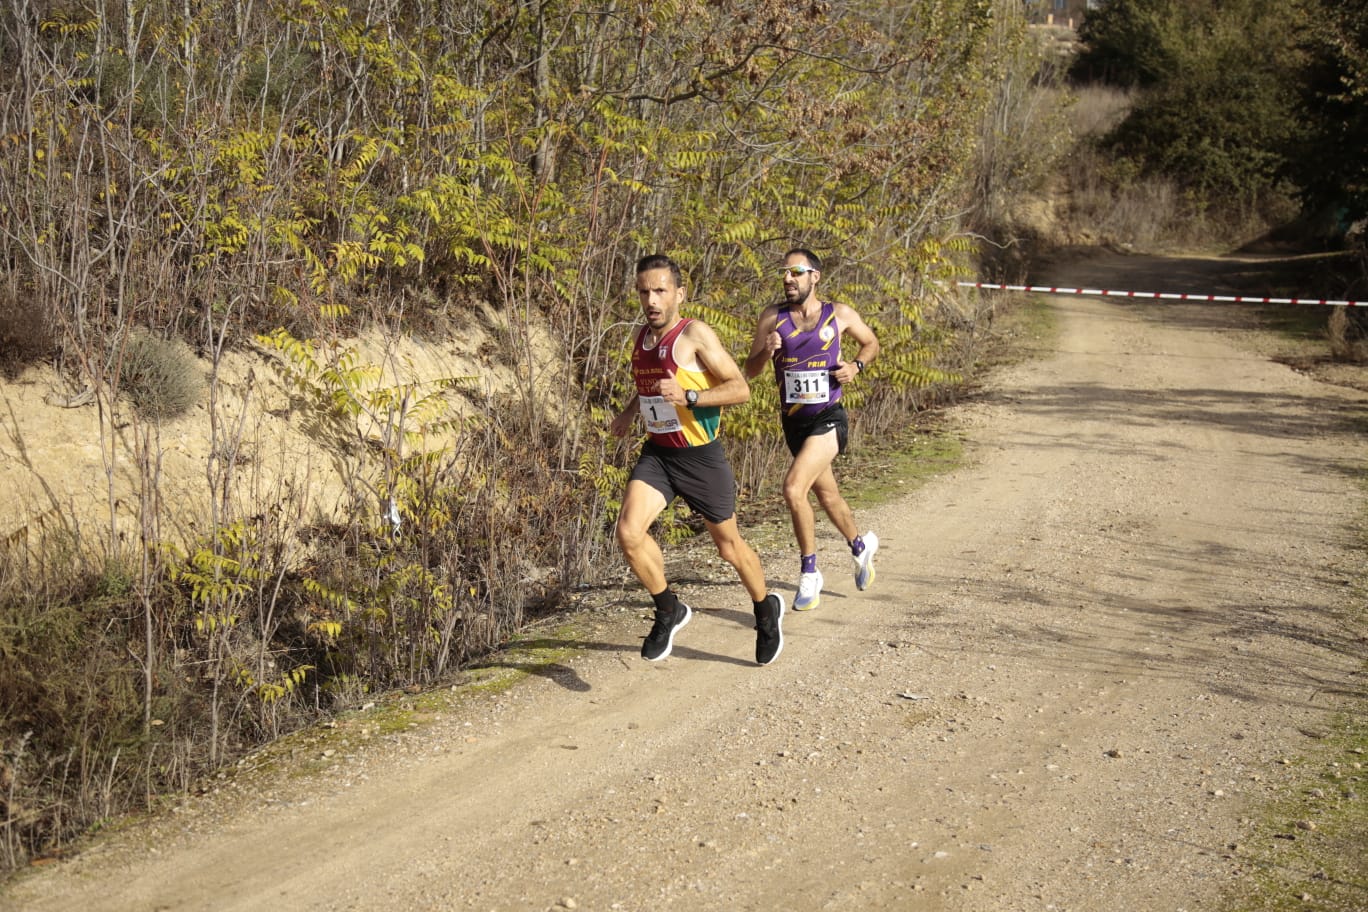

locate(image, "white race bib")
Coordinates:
783 368 831 405
639 395 683 434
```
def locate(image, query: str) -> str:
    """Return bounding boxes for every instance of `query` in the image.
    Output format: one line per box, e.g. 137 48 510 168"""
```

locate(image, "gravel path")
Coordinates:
5 252 1366 912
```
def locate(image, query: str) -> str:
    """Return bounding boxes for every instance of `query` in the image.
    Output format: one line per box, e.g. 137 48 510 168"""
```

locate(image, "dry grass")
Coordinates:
1067 84 1133 138
1327 304 1368 363
1057 85 1301 254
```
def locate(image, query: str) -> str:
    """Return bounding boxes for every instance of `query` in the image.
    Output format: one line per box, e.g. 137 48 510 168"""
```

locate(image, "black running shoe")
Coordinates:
641 601 692 661
753 593 785 666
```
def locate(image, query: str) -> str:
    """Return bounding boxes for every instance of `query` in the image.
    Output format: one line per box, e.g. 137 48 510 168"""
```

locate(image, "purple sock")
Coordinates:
801 553 817 574
851 536 865 557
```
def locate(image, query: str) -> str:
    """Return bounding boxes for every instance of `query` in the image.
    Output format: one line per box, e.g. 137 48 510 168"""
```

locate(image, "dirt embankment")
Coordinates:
4 250 1366 912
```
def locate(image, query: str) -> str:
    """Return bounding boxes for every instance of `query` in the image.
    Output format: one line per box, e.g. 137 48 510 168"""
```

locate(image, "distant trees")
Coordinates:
1070 0 1182 87
1291 0 1368 338
1072 0 1368 240
1290 0 1368 227
1071 0 1301 219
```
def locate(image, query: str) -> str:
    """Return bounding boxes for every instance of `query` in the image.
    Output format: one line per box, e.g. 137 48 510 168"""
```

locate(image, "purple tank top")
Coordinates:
771 301 842 417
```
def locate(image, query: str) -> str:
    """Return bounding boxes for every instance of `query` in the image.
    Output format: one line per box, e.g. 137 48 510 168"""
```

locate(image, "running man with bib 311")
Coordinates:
611 254 786 665
744 248 880 611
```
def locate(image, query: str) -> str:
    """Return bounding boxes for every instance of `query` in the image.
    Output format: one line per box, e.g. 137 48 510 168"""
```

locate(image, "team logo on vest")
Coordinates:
819 325 836 343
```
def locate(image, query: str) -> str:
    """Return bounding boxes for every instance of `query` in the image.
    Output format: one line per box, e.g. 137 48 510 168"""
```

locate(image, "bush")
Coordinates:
1070 0 1182 87
0 542 146 873
1291 0 1368 227
117 330 203 420
0 285 56 380
1072 0 1302 226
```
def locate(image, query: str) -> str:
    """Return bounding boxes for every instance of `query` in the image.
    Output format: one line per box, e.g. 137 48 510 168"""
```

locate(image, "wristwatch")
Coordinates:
853 359 865 374
685 389 700 409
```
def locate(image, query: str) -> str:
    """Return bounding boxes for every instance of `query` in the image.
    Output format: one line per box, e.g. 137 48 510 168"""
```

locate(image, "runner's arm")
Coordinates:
610 394 640 437
678 321 751 408
743 306 782 379
833 303 880 383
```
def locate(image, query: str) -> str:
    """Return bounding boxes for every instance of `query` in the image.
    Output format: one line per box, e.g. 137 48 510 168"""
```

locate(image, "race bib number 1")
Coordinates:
639 395 683 434
783 368 831 405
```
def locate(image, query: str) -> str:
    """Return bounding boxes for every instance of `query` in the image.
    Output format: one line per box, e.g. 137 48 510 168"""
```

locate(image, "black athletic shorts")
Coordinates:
629 438 737 524
781 402 849 457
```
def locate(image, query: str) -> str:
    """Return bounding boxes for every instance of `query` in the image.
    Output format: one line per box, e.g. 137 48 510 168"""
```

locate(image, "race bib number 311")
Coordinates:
783 368 830 405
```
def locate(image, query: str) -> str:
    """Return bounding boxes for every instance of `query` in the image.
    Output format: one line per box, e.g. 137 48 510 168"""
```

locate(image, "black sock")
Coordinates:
651 588 678 612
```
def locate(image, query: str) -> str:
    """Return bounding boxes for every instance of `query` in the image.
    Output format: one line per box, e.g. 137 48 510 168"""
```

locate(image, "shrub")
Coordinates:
1070 0 1182 87
1076 0 1301 221
1327 306 1368 363
117 330 204 420
0 285 56 380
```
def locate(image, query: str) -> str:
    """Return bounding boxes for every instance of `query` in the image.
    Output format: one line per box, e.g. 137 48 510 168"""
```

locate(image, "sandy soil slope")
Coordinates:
5 251 1367 912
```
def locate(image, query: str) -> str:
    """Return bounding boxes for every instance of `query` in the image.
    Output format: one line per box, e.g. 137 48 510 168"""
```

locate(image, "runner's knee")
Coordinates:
782 477 811 507
615 518 647 553
713 535 748 568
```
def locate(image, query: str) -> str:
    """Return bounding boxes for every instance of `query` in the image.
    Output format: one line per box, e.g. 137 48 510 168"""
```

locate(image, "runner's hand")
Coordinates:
831 361 859 384
658 374 684 405
766 330 783 359
610 409 636 437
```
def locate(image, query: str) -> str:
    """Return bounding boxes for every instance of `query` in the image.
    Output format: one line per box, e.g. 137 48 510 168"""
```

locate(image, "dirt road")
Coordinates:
6 252 1367 911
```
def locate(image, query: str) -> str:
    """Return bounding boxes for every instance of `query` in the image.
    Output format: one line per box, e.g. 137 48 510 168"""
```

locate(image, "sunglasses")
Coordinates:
779 265 817 277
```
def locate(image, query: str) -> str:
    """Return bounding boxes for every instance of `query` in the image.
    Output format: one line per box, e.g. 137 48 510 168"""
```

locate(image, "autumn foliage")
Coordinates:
0 0 1016 870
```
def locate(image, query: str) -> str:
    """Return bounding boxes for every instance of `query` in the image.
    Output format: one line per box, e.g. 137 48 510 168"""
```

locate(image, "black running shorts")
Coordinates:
630 438 737 524
781 402 849 457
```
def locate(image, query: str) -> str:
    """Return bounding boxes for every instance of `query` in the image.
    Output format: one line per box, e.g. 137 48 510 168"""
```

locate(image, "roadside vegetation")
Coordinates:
1065 0 1367 267
1225 715 1368 912
1 0 1365 881
0 0 1022 871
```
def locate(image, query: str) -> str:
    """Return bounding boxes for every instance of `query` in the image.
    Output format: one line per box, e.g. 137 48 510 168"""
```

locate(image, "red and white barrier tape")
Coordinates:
956 281 1368 308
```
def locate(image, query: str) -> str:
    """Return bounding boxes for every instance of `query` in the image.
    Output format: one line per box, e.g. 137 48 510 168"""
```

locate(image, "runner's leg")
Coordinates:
616 479 670 593
783 430 840 555
811 463 860 543
704 515 769 603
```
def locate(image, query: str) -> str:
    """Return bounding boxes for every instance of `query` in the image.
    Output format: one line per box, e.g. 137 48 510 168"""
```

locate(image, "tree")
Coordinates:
1074 0 1302 212
1290 0 1368 228
1069 0 1182 87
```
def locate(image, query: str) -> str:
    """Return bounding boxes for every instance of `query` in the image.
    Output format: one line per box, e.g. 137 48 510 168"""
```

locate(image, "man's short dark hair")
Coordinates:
785 248 822 272
636 254 683 288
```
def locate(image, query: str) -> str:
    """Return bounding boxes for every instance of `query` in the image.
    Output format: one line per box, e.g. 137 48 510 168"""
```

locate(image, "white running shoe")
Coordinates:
853 531 878 590
794 569 823 611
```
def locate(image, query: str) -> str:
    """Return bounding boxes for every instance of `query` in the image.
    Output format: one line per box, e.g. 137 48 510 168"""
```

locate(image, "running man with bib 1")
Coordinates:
744 248 880 612
611 254 786 665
